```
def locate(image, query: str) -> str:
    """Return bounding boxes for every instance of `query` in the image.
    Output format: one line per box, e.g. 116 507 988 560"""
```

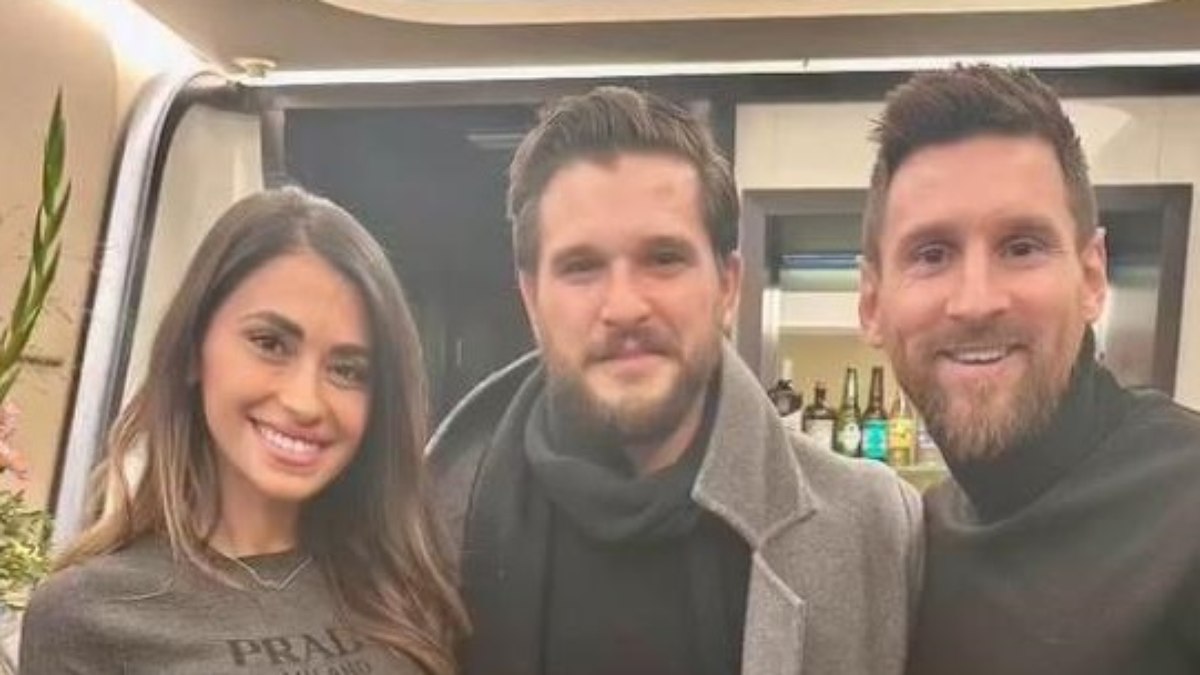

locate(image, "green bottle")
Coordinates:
833 367 862 457
862 366 889 462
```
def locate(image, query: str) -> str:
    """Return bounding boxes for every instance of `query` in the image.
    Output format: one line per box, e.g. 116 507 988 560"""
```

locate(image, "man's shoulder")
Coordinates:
776 432 923 616
791 431 918 498
426 353 540 555
1108 390 1200 468
427 352 539 474
1126 390 1200 439
789 431 922 530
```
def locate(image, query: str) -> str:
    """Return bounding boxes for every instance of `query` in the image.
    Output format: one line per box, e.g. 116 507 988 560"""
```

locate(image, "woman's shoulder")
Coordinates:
26 536 176 624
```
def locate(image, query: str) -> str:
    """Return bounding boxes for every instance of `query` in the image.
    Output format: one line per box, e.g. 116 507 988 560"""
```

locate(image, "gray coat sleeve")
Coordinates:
896 476 925 626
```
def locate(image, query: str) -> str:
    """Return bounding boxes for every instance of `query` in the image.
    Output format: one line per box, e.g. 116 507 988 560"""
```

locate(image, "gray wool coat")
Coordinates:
428 342 923 675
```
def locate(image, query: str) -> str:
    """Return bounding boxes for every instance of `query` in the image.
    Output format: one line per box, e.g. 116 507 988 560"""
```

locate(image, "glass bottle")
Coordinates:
862 367 888 462
833 367 862 457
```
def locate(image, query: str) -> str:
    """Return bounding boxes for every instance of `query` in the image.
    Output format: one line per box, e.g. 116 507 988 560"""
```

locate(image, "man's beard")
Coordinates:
544 325 721 451
891 323 1075 463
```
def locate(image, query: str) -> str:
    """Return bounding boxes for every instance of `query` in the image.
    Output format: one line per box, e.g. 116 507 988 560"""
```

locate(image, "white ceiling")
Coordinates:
129 0 1200 73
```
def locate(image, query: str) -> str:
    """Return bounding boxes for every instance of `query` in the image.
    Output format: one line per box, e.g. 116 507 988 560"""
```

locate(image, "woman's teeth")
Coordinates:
256 423 320 456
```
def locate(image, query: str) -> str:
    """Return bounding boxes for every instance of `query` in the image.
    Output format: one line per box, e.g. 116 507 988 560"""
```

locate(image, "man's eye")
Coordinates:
1004 237 1045 258
556 257 602 278
648 248 689 268
911 244 950 268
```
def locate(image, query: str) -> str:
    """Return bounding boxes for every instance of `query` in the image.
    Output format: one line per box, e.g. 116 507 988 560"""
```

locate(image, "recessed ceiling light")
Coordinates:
241 50 1200 87
318 0 1164 26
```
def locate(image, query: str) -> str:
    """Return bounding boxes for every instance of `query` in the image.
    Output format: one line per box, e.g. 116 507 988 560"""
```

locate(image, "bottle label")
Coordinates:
863 420 888 462
804 419 835 451
836 423 861 456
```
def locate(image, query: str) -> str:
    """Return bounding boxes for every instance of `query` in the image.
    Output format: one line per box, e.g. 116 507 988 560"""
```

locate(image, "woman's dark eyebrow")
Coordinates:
330 344 370 360
239 310 303 338
243 310 370 356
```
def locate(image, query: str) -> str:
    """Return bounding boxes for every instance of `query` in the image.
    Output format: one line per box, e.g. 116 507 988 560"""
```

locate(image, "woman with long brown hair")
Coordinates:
20 187 468 674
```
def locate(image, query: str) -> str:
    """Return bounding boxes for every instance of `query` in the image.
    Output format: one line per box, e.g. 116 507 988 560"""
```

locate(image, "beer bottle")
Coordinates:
862 367 888 462
833 367 862 457
802 380 837 451
887 391 916 467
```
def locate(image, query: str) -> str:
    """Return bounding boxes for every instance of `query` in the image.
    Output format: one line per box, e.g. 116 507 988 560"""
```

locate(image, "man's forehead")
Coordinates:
545 150 699 184
882 135 1071 235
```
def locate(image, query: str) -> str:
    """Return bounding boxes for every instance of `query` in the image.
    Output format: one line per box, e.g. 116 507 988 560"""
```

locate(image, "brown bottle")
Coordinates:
802 380 837 451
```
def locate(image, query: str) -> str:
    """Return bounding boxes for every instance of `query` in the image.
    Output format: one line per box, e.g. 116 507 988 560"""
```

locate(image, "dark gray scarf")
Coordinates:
524 383 708 542
460 366 741 675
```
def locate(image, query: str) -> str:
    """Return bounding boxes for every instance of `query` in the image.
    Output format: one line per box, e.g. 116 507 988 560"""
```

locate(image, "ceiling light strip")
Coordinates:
246 50 1200 87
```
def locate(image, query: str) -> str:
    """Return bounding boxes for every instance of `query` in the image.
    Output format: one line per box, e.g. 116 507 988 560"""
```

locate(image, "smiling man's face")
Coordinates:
859 134 1107 461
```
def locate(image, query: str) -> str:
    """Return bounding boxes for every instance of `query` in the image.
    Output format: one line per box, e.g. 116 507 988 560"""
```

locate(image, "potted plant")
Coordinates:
0 92 67 672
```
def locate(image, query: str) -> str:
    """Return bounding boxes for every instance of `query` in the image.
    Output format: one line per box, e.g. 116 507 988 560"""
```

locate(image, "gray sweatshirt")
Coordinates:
19 536 425 674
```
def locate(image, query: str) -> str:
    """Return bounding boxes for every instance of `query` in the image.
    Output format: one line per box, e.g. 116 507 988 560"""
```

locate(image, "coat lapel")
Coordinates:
742 554 807 675
693 342 816 675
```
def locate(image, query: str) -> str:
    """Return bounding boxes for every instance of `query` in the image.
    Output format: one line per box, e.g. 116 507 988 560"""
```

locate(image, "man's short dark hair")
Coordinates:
862 64 1097 266
507 86 739 272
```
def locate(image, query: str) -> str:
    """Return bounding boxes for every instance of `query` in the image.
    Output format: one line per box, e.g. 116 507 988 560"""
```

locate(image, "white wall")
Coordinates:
122 105 264 401
737 96 1200 409
0 1 121 507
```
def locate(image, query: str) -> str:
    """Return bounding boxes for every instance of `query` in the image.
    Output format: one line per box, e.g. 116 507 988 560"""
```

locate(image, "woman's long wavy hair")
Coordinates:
57 187 468 674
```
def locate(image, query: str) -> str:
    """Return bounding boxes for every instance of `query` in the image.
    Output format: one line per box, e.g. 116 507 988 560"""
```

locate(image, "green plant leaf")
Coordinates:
46 183 71 237
41 92 65 215
0 489 53 610
0 368 18 404
5 276 31 335
17 299 46 343
0 89 67 410
0 90 60 609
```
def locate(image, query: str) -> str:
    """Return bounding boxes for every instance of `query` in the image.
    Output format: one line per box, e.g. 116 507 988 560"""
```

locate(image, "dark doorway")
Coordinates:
285 105 538 421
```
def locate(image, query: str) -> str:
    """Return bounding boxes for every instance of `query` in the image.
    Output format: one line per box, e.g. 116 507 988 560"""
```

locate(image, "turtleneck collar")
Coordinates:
944 329 1134 523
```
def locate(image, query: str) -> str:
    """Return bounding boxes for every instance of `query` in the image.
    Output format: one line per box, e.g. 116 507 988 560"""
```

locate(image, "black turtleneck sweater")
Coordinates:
907 340 1200 675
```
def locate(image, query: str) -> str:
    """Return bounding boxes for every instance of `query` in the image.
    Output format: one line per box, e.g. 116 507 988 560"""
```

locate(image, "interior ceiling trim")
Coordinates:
243 49 1200 87
318 0 1164 26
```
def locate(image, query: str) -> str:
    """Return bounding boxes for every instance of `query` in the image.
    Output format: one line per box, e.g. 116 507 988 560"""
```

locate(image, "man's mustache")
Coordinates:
587 326 676 362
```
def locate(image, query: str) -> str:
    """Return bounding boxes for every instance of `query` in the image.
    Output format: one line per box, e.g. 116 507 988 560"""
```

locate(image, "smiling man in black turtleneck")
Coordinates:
859 64 1200 674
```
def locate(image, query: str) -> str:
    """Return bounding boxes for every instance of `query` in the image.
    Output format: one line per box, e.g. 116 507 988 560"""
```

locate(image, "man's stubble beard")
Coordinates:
543 332 722 451
890 327 1078 463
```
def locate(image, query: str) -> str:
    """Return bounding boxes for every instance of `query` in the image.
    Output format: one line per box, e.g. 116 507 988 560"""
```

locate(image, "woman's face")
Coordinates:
199 250 372 514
